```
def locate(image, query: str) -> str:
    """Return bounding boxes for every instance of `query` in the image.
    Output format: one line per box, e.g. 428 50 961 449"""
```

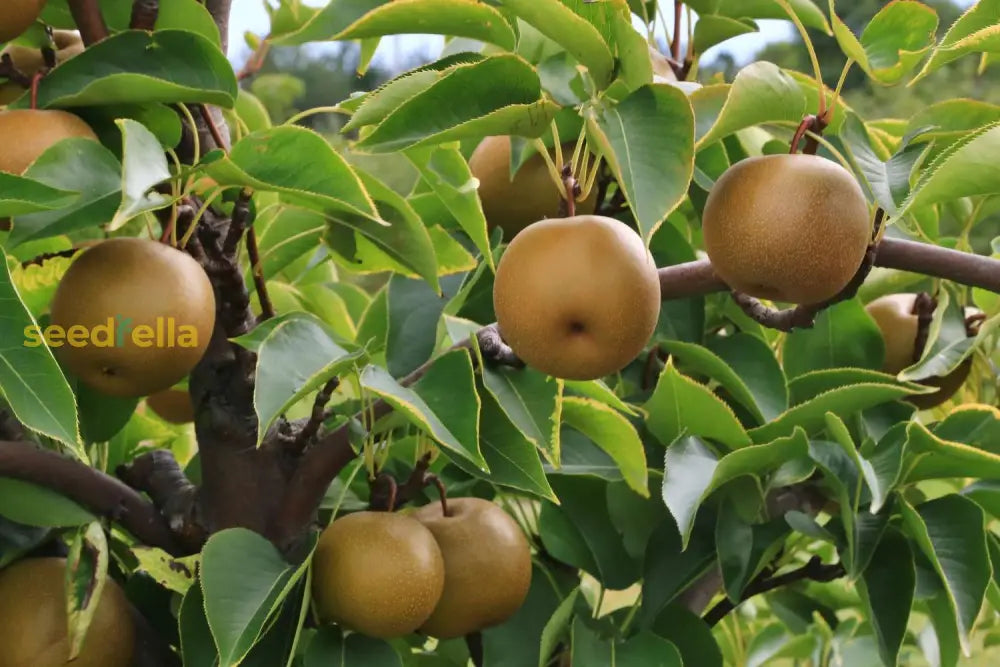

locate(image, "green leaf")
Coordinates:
201 528 299 667
694 61 806 148
0 477 94 527
561 397 648 497
253 316 364 447
538 588 579 667
911 0 1000 83
410 347 485 469
271 0 516 50
0 257 80 449
716 503 789 601
787 368 925 405
8 138 122 248
858 526 915 667
405 144 494 271
154 0 222 46
781 300 886 379
110 119 172 230
651 603 724 667
589 83 694 242
685 0 830 33
639 513 717 627
748 383 913 444
662 430 808 549
499 0 615 87
662 339 766 425
64 522 108 661
355 55 558 153
479 359 561 464
11 31 237 110
571 618 683 666
539 476 640 589
830 0 938 85
131 546 199 595
707 333 788 422
903 420 1000 484
179 582 218 667
362 364 488 471
0 173 78 218
204 125 379 221
900 495 990 655
645 359 752 450
897 121 1000 218
325 166 441 292
859 423 906 514
694 16 759 53
303 627 401 667
385 274 461 378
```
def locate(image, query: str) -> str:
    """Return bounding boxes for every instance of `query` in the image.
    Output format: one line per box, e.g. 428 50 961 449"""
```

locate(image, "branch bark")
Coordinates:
67 0 110 45
656 236 1000 300
0 441 181 554
205 0 234 53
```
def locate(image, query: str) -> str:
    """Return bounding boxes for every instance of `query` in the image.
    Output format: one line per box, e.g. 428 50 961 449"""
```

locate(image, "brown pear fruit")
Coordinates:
0 0 47 43
0 30 84 104
311 511 445 639
0 109 98 175
492 214 661 380
0 557 134 667
468 135 598 238
48 238 216 397
865 292 973 409
146 388 195 424
702 154 871 305
413 497 532 639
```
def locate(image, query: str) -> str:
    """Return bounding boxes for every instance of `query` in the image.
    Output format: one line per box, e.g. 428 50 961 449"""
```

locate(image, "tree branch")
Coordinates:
129 0 159 30
655 236 1000 302
0 441 182 554
67 0 109 45
117 450 207 553
702 556 845 627
205 0 234 53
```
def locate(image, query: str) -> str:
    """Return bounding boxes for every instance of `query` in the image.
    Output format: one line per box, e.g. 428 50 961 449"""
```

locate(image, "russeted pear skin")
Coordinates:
413 497 532 639
0 557 135 667
702 154 871 305
493 214 661 380
0 31 84 104
469 135 598 238
48 238 216 398
146 388 195 424
311 511 445 639
0 0 47 43
0 109 97 174
865 292 972 409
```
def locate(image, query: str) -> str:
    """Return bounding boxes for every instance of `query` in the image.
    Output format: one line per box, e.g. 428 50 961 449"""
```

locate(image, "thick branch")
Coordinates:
205 0 234 53
117 450 207 553
129 0 159 30
0 441 181 554
703 556 845 627
67 0 109 45
655 237 1000 301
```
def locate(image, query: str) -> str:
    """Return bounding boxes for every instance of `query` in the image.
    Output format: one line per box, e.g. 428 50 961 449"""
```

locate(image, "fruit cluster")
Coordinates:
311 497 532 640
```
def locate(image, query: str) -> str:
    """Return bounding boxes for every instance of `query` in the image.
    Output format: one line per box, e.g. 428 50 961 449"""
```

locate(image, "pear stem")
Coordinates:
911 292 936 364
426 473 450 517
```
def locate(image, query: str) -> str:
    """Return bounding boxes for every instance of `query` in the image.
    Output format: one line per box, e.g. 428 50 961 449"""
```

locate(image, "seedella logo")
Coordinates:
24 315 200 349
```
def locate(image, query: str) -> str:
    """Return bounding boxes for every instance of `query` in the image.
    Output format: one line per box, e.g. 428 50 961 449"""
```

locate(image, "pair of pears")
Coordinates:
311 497 531 640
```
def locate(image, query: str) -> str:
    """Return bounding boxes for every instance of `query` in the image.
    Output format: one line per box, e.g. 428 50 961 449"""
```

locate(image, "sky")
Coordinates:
224 0 977 72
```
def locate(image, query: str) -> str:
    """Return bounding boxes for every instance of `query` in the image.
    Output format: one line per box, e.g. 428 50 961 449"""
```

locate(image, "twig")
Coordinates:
703 556 845 627
67 0 110 45
478 324 524 368
671 0 683 62
911 292 936 363
117 450 206 553
0 441 182 554
0 54 31 88
247 227 275 320
198 103 229 152
238 41 271 81
368 473 399 512
129 0 159 30
291 379 340 453
20 248 83 268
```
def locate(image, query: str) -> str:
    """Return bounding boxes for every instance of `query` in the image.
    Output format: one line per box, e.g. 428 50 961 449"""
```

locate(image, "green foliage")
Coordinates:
0 1 999 666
